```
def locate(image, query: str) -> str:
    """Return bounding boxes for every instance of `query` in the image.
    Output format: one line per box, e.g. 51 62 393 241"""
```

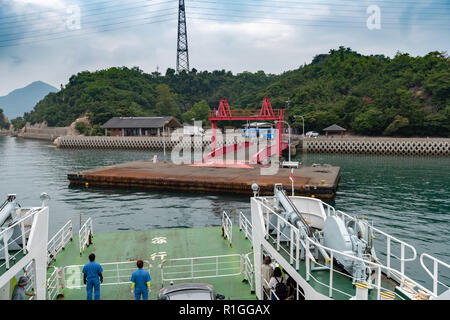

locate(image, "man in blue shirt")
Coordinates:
131 260 151 300
82 253 103 300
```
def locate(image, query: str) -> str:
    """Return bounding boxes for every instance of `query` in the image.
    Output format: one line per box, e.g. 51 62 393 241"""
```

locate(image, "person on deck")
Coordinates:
11 276 35 300
131 260 151 300
82 253 103 300
269 267 287 300
261 256 274 300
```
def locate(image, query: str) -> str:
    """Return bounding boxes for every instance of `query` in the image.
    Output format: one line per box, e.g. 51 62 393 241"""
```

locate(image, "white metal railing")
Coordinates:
243 253 254 292
260 201 302 271
239 211 252 241
420 253 450 297
47 267 63 300
23 261 36 300
79 217 93 255
47 220 73 264
161 254 243 283
336 209 417 280
0 208 39 271
256 198 435 300
263 278 280 300
222 211 232 247
63 260 151 289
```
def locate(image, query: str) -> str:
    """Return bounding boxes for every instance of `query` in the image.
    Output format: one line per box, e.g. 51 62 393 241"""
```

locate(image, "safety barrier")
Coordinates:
79 218 93 256
239 211 253 241
46 267 64 300
222 211 233 247
420 253 450 297
336 210 417 281
256 198 435 300
0 208 38 271
243 253 255 292
47 221 73 264
160 254 244 283
303 137 450 156
63 260 151 289
56 136 240 150
23 261 36 300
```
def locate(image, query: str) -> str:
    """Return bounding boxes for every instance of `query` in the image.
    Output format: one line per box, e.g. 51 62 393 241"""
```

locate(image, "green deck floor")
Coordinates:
49 225 255 300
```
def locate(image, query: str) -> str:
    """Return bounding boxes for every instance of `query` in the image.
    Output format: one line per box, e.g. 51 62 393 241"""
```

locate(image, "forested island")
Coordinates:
10 47 449 137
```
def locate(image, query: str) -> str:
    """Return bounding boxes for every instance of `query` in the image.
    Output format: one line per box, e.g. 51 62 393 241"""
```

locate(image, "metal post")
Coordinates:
386 237 391 278
276 216 280 251
400 243 405 275
3 233 9 269
296 231 300 270
329 251 334 297
20 220 27 254
377 265 382 300
433 260 438 296
305 237 310 281
289 228 293 264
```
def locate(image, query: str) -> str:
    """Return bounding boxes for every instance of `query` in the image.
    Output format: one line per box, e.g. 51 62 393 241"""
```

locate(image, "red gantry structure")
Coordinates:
207 98 288 163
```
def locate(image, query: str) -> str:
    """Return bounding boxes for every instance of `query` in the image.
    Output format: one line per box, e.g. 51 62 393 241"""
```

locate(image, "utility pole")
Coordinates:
176 0 189 73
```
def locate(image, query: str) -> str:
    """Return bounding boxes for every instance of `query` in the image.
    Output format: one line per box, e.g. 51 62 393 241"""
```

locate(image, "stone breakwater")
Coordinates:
301 137 449 156
55 135 238 150
54 135 449 156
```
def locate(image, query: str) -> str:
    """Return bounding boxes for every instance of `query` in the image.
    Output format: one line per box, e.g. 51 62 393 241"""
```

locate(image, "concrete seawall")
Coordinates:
56 136 235 149
301 137 449 156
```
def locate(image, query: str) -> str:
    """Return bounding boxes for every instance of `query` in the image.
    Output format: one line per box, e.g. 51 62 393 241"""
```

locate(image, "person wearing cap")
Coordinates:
11 276 35 300
130 260 151 300
82 253 103 300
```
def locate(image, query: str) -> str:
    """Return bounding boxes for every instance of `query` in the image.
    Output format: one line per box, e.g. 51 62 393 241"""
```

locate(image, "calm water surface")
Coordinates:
0 135 448 291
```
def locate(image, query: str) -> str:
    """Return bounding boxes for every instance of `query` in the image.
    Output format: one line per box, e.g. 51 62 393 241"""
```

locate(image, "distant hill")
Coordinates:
0 81 58 119
17 48 450 137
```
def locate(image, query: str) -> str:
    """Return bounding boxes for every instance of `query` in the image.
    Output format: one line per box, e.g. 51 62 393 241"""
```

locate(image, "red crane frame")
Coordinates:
208 98 285 156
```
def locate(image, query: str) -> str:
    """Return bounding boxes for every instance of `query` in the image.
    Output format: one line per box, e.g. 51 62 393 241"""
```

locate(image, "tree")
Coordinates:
155 84 180 118
181 100 210 124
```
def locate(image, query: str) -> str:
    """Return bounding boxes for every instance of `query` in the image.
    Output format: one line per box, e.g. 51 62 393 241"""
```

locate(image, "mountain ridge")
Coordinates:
0 81 58 119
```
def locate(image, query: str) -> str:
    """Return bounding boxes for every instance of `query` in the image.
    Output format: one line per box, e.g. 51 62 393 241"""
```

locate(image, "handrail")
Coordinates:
161 254 244 283
256 198 434 299
222 211 233 247
79 217 93 256
64 260 151 289
420 253 450 297
47 220 72 264
238 211 252 241
336 209 417 277
0 207 40 270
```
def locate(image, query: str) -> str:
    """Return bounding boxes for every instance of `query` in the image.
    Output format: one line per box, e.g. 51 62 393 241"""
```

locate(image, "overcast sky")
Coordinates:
0 0 449 95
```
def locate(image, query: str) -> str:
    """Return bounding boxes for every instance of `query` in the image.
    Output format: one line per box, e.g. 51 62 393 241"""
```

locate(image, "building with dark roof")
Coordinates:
101 116 182 137
323 124 347 137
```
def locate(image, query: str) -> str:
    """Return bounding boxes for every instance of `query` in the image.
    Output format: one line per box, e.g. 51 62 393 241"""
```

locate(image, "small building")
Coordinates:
323 124 346 137
101 117 182 137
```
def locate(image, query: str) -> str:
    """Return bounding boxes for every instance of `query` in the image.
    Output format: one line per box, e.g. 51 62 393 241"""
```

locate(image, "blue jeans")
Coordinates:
86 279 100 300
134 288 148 300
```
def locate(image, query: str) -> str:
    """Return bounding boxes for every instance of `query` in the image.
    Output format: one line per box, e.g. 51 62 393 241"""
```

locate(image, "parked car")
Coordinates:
157 283 226 300
305 131 319 138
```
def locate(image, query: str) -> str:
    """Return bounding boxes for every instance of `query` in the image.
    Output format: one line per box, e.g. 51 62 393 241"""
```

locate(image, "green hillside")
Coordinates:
17 47 449 137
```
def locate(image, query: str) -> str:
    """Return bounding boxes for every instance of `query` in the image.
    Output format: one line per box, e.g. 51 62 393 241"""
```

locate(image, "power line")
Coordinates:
186 5 450 23
0 12 177 47
0 6 178 39
0 0 158 21
189 0 450 10
0 0 176 27
186 12 450 29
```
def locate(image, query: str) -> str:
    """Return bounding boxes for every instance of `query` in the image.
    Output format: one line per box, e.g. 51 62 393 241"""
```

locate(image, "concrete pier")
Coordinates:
68 161 341 199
